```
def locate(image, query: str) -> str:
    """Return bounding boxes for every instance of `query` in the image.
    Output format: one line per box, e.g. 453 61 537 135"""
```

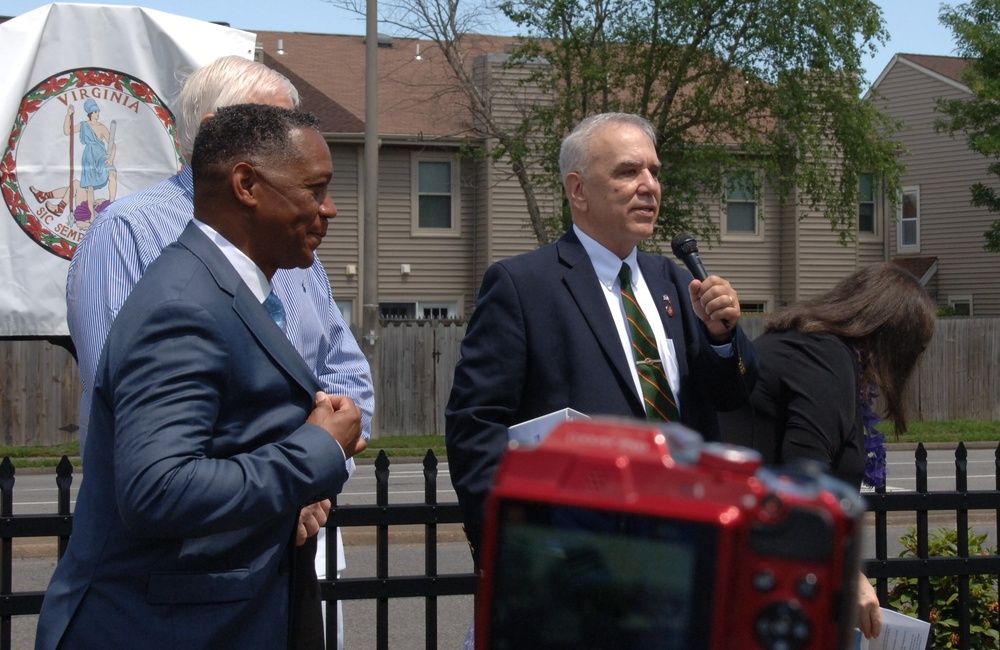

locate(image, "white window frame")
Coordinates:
380 302 416 319
739 300 770 314
379 301 459 320
949 295 973 317
411 152 461 237
858 172 878 236
418 302 459 319
338 300 354 328
897 186 920 253
722 171 763 240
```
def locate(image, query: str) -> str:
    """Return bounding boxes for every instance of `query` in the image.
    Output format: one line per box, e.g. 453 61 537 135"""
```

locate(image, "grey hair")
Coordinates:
558 113 658 184
175 55 300 162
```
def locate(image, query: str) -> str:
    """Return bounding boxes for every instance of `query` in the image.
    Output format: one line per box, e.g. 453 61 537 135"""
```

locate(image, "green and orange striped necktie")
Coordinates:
618 263 680 422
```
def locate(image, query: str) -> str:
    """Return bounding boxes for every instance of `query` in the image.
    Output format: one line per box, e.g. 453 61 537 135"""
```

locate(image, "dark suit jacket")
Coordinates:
36 223 349 649
445 229 759 558
719 329 865 489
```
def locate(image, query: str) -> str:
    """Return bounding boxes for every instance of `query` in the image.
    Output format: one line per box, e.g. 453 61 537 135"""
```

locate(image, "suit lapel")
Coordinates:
232 289 322 396
557 232 642 409
177 224 321 397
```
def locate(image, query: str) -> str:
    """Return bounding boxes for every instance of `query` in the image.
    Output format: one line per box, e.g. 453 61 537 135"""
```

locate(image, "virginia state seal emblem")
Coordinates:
1 67 180 260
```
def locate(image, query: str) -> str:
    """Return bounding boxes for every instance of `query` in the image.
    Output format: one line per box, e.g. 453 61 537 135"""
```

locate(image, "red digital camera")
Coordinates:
476 417 865 650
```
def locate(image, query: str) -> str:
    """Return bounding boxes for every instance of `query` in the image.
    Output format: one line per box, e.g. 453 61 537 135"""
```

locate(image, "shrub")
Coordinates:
887 527 1000 649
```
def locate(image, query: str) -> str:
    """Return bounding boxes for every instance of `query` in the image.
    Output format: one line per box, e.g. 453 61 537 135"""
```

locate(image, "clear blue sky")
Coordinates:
5 0 958 85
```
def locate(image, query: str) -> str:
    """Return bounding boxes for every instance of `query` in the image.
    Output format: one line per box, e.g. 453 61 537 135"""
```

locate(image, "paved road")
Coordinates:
13 446 1000 513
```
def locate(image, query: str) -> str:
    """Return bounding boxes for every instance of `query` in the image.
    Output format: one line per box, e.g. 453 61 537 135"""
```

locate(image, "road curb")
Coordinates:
885 441 998 452
12 525 469 559
341 523 467 546
8 442 999 472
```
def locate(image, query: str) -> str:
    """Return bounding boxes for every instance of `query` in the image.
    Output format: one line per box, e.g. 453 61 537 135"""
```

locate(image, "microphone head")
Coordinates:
671 232 699 258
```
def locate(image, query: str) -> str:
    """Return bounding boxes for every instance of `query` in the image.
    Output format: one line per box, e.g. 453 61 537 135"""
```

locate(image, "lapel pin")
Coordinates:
662 294 674 318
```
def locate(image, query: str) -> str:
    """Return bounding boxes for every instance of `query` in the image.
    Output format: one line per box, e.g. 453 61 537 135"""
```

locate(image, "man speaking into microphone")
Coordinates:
445 112 760 562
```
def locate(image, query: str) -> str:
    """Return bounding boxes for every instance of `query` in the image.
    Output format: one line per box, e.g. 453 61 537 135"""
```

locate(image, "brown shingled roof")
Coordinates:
261 51 364 133
892 256 938 283
254 31 520 138
897 54 973 86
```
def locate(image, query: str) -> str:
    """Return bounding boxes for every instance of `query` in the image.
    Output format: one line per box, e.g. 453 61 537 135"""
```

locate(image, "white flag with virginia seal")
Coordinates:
0 3 256 335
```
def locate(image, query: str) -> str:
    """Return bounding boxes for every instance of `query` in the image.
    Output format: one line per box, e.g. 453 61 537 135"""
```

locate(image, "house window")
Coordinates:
740 301 769 314
420 302 458 319
949 296 972 316
897 186 920 252
725 172 758 234
412 153 460 235
380 301 458 320
338 301 353 327
380 302 416 320
858 173 876 234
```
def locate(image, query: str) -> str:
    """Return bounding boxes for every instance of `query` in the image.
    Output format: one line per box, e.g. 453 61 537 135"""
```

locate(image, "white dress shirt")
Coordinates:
573 225 682 412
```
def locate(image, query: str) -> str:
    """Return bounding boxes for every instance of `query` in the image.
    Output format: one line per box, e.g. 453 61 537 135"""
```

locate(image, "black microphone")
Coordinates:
670 232 708 281
671 232 730 331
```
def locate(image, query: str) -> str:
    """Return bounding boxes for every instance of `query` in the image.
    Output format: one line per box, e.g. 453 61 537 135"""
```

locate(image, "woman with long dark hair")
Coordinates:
721 262 937 640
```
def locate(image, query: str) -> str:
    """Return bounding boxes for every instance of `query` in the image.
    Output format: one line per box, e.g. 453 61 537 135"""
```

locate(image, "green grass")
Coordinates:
357 435 446 459
0 441 80 458
887 419 1000 444
0 436 450 468
3 421 998 468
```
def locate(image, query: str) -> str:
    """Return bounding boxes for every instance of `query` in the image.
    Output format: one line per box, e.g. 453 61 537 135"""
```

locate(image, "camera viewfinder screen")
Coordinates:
487 500 718 650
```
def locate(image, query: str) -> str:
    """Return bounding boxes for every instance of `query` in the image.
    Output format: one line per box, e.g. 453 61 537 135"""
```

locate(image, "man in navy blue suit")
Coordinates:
445 112 759 563
36 104 366 649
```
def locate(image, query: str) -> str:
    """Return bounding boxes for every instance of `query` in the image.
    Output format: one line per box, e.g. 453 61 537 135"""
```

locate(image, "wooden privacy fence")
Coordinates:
2 316 999 442
739 316 1000 424
376 320 464 437
2 445 1000 650
373 316 1000 435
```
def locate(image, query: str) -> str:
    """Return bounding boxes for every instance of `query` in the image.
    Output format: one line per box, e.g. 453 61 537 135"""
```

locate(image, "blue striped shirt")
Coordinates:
66 166 374 455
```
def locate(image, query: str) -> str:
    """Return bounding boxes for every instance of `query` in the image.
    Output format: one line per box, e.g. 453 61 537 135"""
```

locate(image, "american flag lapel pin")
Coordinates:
663 294 674 318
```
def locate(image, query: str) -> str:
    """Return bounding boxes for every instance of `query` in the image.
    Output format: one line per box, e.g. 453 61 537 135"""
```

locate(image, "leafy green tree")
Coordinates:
329 0 904 247
937 0 1000 252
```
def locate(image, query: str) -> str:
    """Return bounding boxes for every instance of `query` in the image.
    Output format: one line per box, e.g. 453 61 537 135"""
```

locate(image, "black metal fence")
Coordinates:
2 445 999 650
863 443 1000 650
322 451 476 649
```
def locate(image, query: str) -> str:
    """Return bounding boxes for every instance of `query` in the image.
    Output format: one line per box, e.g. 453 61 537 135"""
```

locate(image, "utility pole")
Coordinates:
361 0 380 386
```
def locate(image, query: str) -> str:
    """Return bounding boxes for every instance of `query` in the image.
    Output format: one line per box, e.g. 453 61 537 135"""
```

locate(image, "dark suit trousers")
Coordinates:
290 535 325 649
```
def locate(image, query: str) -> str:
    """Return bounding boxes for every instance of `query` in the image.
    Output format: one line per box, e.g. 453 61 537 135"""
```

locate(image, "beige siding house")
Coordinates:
689 168 885 313
256 31 999 319
255 31 546 323
867 54 1000 316
630 52 1000 314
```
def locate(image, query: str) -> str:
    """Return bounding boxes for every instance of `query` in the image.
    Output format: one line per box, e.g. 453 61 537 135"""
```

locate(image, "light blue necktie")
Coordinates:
263 290 286 333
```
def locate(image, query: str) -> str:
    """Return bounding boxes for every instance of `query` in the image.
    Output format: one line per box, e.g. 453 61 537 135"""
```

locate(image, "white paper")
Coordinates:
507 408 589 446
854 608 930 650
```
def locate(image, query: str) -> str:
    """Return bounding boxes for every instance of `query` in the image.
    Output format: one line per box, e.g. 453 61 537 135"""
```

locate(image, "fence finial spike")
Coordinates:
375 449 390 481
57 455 73 476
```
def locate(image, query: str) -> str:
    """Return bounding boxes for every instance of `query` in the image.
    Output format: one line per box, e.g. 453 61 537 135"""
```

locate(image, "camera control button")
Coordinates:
753 570 777 592
755 602 811 650
796 573 820 599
